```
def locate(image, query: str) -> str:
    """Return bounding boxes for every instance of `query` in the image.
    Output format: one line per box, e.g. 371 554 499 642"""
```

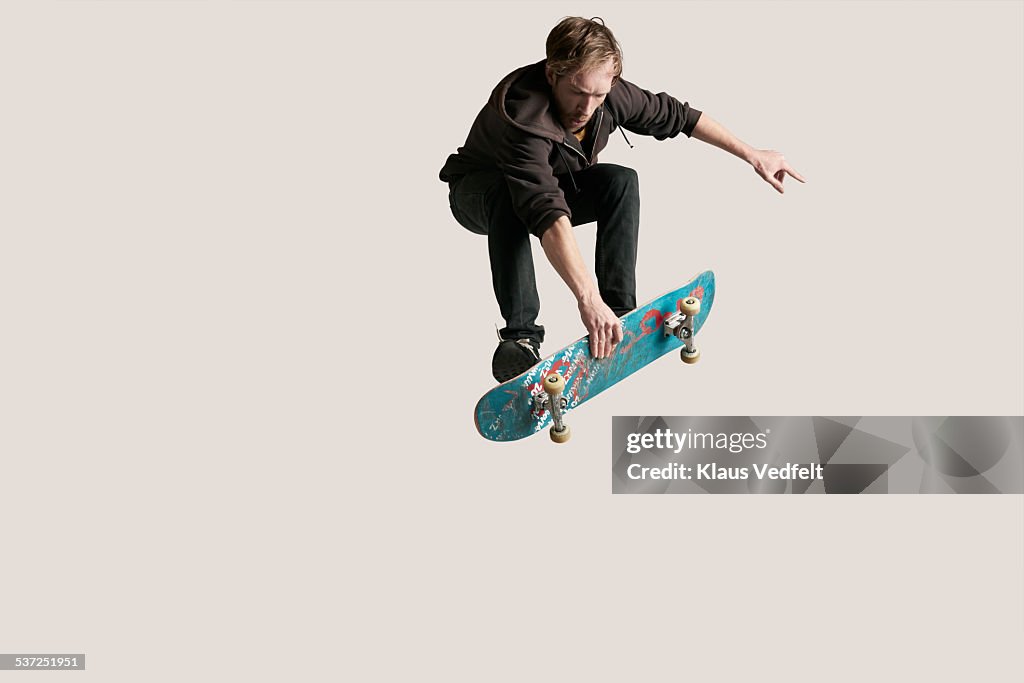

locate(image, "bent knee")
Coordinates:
595 163 639 189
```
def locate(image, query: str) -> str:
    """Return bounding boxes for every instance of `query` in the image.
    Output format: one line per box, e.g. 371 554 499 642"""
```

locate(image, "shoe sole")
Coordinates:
493 359 539 383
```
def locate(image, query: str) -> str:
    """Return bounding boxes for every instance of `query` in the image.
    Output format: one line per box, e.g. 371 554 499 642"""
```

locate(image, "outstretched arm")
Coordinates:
691 114 806 193
540 217 623 359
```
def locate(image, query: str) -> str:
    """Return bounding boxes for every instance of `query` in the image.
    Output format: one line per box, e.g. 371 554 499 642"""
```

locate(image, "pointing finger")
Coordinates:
785 164 807 183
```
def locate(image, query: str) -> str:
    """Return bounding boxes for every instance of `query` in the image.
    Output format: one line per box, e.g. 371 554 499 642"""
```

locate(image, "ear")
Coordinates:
544 66 556 88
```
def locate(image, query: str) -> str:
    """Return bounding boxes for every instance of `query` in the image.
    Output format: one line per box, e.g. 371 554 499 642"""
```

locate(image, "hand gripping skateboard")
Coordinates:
474 270 715 443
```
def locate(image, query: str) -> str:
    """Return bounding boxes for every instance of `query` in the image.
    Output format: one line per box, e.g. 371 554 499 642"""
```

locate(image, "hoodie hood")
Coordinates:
489 60 567 142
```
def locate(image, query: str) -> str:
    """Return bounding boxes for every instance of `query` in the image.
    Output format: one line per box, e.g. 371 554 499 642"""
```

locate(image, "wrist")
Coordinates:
740 145 758 166
577 286 601 307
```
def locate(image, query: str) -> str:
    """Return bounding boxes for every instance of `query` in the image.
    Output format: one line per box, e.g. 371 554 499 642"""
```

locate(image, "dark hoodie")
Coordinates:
439 60 702 238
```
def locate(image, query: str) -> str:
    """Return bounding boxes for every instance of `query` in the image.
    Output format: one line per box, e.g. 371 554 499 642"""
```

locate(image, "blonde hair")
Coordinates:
545 17 623 82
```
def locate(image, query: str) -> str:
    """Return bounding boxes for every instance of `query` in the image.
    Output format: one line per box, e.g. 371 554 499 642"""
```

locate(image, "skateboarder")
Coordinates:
440 16 804 382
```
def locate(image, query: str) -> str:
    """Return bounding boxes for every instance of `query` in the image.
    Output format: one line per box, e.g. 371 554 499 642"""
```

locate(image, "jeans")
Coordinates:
448 163 640 346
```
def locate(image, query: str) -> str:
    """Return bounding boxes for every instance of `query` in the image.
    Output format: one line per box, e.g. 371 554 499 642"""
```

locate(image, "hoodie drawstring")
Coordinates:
618 126 634 149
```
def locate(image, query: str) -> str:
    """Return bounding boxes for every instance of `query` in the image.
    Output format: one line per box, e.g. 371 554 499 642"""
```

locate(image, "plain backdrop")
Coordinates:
2 1 1022 681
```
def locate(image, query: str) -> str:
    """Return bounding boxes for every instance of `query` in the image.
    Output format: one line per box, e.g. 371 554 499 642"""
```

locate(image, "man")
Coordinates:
440 17 804 382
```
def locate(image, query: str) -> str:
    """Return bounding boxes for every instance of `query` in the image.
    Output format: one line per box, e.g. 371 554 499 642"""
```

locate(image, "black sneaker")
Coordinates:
492 338 541 382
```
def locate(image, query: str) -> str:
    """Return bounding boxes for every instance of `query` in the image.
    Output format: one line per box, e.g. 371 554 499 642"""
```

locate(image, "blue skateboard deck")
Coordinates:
474 270 716 442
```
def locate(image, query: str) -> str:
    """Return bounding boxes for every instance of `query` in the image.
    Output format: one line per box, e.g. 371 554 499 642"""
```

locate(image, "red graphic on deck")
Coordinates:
549 359 571 380
640 309 665 335
620 308 666 354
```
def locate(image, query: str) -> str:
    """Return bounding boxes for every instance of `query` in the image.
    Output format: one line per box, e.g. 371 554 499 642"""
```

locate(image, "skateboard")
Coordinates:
474 270 716 443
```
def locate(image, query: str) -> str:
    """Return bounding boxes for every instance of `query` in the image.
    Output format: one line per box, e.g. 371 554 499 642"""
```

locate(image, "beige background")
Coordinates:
2 1 1022 680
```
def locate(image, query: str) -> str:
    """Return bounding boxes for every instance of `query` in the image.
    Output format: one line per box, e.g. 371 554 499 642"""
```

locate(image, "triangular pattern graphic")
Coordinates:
823 464 888 494
812 417 857 466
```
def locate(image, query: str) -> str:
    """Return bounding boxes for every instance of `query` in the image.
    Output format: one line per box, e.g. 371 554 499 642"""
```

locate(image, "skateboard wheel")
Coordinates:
680 297 701 317
681 346 701 364
550 424 572 443
543 373 565 395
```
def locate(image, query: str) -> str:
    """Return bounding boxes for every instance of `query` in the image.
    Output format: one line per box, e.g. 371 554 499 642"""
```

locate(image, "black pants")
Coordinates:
448 163 640 345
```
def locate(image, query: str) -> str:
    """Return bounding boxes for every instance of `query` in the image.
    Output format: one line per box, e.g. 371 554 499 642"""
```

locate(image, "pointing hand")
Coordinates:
750 150 805 194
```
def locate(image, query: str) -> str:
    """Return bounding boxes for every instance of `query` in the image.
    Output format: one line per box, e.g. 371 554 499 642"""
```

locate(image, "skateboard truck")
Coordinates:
663 297 701 364
532 373 571 443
